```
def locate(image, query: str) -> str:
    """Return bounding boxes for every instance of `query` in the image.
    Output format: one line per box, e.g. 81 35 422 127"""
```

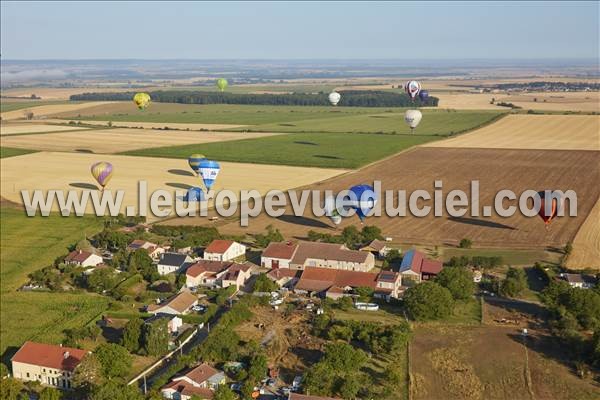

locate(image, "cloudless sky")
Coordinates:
1 1 598 60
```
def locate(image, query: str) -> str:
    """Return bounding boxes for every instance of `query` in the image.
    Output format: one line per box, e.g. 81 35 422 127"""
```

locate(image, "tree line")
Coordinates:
70 90 438 107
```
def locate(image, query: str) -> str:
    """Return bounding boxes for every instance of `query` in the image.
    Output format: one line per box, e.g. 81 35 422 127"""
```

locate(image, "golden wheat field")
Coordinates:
0 128 279 153
425 114 600 151
566 197 600 269
0 122 90 135
0 152 347 221
61 120 247 131
0 102 116 120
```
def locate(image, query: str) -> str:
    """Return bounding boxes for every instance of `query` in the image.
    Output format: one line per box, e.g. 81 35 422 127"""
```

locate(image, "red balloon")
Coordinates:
536 191 564 226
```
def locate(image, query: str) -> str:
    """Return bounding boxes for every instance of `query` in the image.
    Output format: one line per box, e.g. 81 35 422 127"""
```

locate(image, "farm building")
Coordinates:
157 253 194 275
261 241 375 272
360 239 392 258
127 239 165 260
185 260 251 290
267 268 302 288
398 249 443 284
147 291 198 315
64 249 103 268
144 313 183 335
11 341 88 389
294 267 402 300
560 273 597 289
203 239 246 261
161 363 226 400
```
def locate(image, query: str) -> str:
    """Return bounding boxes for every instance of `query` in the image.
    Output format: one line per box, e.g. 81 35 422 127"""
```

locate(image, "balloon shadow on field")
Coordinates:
276 214 331 229
168 169 195 177
313 155 343 160
69 182 99 190
294 141 318 146
166 182 194 190
74 148 94 153
447 216 517 230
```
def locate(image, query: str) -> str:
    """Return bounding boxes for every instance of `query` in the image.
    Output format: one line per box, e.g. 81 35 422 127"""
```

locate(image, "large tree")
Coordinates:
94 343 132 380
121 318 143 352
435 267 474 300
142 318 169 356
404 281 454 321
72 353 104 392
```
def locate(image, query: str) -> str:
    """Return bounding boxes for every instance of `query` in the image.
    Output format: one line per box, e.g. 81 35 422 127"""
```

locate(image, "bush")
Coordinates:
404 282 454 321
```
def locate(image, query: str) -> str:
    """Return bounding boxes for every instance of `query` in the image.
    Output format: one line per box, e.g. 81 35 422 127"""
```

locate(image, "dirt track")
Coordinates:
168 147 600 250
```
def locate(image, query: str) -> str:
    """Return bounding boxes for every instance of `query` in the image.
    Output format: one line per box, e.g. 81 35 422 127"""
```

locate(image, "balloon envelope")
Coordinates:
133 92 151 110
216 78 228 92
188 154 206 175
404 110 423 130
328 92 341 106
405 80 421 100
535 191 564 226
419 90 429 102
199 159 221 190
325 195 342 225
348 184 377 222
184 187 206 202
90 161 114 189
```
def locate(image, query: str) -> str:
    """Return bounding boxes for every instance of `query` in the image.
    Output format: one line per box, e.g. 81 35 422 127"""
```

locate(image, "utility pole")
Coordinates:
143 375 147 395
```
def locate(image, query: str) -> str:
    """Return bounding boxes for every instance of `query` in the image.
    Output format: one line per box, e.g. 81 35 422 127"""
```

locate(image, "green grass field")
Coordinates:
441 247 561 266
0 100 72 113
60 103 379 125
121 132 437 168
0 147 38 159
237 110 504 135
0 206 105 359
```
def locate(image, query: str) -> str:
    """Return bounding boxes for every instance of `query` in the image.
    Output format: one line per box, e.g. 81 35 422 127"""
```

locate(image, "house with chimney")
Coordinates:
203 239 246 262
398 249 443 285
64 250 103 268
161 363 226 400
261 241 375 272
11 341 88 389
185 260 251 290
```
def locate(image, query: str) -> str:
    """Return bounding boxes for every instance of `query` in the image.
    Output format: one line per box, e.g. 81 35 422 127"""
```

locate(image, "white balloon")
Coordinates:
328 91 341 106
405 80 421 99
404 110 423 130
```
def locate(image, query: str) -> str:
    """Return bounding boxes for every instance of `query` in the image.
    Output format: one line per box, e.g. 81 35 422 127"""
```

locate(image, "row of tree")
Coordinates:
70 90 438 107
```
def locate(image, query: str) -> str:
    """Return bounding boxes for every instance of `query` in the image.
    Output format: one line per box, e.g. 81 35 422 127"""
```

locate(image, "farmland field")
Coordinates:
0 122 91 135
411 324 599 400
0 101 115 121
0 127 281 153
121 132 438 168
174 147 600 250
0 206 106 359
566 197 600 269
0 152 347 219
0 100 72 113
0 147 38 159
53 119 247 131
425 114 600 151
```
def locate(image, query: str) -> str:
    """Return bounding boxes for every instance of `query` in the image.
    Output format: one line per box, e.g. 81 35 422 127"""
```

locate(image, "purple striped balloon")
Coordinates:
90 161 114 189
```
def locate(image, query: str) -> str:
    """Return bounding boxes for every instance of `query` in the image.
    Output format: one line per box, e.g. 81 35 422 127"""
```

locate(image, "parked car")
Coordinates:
192 304 206 312
230 383 242 392
292 375 303 389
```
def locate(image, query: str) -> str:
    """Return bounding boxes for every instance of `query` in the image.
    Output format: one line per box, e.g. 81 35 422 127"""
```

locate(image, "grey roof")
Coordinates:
159 252 189 267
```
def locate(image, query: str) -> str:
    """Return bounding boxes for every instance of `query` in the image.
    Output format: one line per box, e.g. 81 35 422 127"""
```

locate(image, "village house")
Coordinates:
157 252 194 275
11 341 88 389
203 239 246 262
261 241 375 272
185 260 251 290
64 250 103 268
561 273 597 289
267 268 302 289
359 239 392 259
147 291 198 315
161 363 226 400
398 249 443 285
294 267 402 300
144 313 183 335
127 239 166 260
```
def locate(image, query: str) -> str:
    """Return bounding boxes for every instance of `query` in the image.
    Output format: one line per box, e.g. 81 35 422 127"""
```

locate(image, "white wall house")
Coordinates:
203 240 246 262
64 250 103 268
261 242 298 269
157 253 193 275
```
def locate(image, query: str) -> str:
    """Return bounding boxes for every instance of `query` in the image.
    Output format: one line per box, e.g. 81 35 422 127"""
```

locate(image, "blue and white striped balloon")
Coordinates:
199 159 221 190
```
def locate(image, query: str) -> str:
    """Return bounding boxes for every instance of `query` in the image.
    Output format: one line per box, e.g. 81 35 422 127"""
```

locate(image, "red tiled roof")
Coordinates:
186 261 232 278
295 267 378 292
267 269 301 280
291 241 370 265
262 242 298 260
12 341 87 371
184 363 220 385
162 381 214 399
205 239 235 254
421 259 443 275
64 250 93 263
401 249 442 276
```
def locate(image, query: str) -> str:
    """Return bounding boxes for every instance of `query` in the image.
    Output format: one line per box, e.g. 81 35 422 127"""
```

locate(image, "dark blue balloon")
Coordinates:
348 184 377 222
419 90 429 101
184 187 205 202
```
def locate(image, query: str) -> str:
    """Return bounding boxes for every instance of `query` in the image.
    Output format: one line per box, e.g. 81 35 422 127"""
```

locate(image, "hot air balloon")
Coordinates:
404 110 423 131
535 191 564 229
216 78 228 92
198 159 221 191
419 90 429 102
348 184 377 223
324 195 343 226
90 161 113 191
405 80 421 100
188 154 206 176
328 91 341 106
184 187 206 202
133 92 151 110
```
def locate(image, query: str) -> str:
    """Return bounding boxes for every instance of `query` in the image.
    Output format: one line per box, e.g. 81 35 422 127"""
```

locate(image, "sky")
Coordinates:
1 1 598 60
